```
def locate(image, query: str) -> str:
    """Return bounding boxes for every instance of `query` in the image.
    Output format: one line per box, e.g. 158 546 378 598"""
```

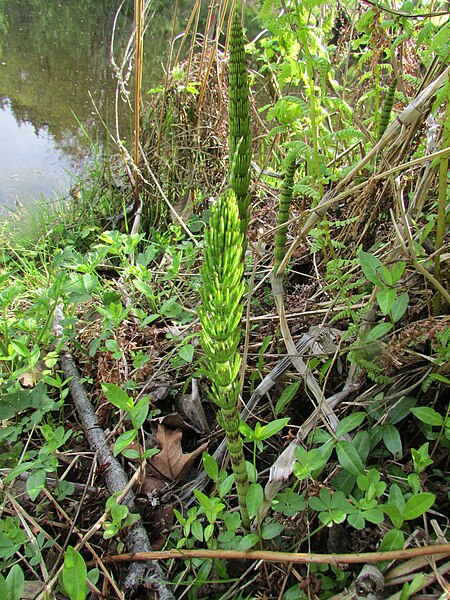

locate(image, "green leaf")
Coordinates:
237 533 260 550
261 522 284 540
379 528 404 552
6 564 24 600
336 441 365 476
131 398 149 430
359 251 383 286
390 261 406 285
366 322 393 341
26 469 46 501
202 452 219 483
178 343 195 363
347 512 365 530
383 504 404 529
352 431 371 463
101 383 133 412
258 418 290 440
0 575 8 600
62 546 88 600
382 424 402 457
390 292 409 323
363 508 384 524
377 288 396 315
335 412 366 437
275 380 301 414
410 407 444 427
247 483 264 519
191 520 204 542
403 493 435 521
113 430 137 457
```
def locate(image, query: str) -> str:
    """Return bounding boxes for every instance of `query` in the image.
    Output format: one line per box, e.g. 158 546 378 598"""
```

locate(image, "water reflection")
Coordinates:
0 0 187 209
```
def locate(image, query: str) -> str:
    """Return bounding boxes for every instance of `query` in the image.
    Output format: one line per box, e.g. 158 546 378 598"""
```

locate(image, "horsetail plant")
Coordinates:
198 189 250 530
228 9 251 243
274 158 297 276
377 77 397 141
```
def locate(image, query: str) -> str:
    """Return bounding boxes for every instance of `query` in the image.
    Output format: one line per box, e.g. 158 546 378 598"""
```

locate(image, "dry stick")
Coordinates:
52 307 174 600
96 544 450 567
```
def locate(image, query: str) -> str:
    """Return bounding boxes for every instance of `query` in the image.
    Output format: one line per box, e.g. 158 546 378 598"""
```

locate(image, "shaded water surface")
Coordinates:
0 0 187 210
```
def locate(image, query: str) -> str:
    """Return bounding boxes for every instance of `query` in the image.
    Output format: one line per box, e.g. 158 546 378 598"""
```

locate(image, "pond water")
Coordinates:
0 0 194 212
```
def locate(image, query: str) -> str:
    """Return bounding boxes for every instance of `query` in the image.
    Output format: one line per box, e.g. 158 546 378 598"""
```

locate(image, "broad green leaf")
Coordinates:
131 398 149 430
379 528 404 553
247 483 264 519
82 273 98 295
336 441 365 476
202 452 219 482
275 381 301 414
386 396 417 424
378 266 393 287
191 521 203 542
366 322 393 341
352 431 371 463
410 407 444 427
261 522 284 540
0 575 8 600
359 251 384 286
178 344 194 363
62 546 88 600
347 512 365 530
428 373 450 384
382 424 402 457
9 340 30 357
237 533 260 550
377 288 396 315
403 493 435 521
6 564 24 600
217 474 234 498
390 261 406 284
390 292 409 322
26 469 46 501
388 483 405 511
101 383 133 412
383 504 404 529
259 418 290 440
335 412 366 437
363 508 384 524
113 430 137 457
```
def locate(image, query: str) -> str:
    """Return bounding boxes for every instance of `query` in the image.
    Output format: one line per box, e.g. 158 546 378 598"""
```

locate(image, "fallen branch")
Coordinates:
93 543 450 567
53 306 174 599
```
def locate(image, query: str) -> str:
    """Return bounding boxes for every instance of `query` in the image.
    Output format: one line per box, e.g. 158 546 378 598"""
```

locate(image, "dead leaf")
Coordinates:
147 425 207 484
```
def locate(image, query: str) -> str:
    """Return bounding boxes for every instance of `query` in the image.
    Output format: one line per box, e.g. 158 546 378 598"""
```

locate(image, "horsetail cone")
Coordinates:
228 10 251 238
199 189 250 529
274 159 297 274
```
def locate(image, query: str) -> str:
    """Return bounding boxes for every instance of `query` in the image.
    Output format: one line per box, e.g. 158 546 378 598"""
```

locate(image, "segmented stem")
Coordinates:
377 77 397 141
199 189 250 529
228 9 251 242
274 159 297 274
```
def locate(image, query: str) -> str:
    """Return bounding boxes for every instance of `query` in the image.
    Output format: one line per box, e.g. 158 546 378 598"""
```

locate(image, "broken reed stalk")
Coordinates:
198 190 250 530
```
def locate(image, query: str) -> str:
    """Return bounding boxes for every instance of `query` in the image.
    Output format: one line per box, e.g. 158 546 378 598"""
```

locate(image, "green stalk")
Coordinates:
228 9 251 243
433 76 450 315
199 189 250 529
274 159 297 275
377 77 397 141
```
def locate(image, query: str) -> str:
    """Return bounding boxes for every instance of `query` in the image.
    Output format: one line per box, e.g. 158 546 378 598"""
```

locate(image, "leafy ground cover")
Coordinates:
0 1 449 599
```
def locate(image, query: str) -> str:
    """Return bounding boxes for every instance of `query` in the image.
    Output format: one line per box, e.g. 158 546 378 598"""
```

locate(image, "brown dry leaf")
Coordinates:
147 424 207 483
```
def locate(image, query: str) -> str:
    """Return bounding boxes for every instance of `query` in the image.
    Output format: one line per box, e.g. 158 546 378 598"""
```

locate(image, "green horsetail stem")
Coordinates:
377 77 397 141
274 159 297 275
228 9 251 241
199 189 250 529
